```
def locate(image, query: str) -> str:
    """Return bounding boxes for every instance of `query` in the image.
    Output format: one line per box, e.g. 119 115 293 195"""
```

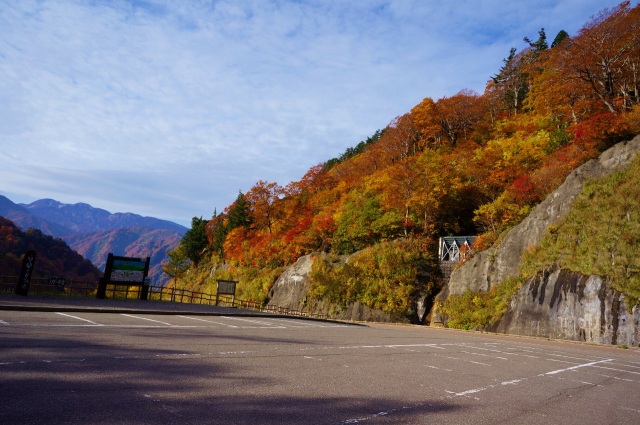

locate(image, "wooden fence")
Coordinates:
0 275 328 320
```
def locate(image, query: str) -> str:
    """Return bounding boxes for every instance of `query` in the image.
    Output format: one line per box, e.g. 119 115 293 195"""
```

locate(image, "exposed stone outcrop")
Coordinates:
267 254 314 310
446 135 640 297
266 254 397 322
432 135 640 344
495 267 639 346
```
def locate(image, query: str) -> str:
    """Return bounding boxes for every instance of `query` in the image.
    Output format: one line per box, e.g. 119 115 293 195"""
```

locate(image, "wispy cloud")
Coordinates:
0 0 627 225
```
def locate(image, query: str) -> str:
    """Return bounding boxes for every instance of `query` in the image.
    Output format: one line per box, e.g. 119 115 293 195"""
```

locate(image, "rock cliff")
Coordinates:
446 135 640 296
432 135 640 345
266 254 397 322
493 266 639 345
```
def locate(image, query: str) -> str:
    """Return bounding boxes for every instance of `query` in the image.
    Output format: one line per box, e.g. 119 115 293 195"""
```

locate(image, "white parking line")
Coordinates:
593 364 640 376
461 350 508 360
120 314 173 326
56 312 102 325
543 359 613 376
221 316 280 326
339 344 445 350
269 318 348 328
176 315 239 328
469 360 491 366
268 318 319 327
448 377 526 398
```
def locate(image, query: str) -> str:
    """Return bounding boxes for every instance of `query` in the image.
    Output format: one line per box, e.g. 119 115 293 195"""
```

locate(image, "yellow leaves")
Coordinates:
473 192 532 235
482 129 549 169
308 240 423 316
443 276 524 330
411 97 439 141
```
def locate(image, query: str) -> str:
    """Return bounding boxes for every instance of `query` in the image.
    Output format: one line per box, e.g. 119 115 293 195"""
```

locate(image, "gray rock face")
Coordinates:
447 135 640 296
495 267 639 347
434 135 640 344
267 254 314 310
267 254 396 322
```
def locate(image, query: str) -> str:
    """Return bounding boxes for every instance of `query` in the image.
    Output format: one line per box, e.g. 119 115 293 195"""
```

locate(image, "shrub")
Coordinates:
443 276 524 330
308 240 430 316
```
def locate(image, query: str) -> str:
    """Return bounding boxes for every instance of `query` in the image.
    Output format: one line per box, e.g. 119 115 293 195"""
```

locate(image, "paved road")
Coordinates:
1 308 639 424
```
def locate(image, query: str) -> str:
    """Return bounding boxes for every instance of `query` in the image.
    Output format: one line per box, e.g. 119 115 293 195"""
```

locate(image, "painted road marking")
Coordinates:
339 344 445 350
593 364 640 376
425 365 453 372
56 312 102 325
461 350 508 360
120 314 174 326
0 312 349 329
220 316 281 326
176 315 239 328
543 358 613 375
267 318 345 328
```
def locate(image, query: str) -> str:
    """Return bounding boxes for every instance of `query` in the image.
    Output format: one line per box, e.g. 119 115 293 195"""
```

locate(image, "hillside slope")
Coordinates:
0 217 102 281
434 135 640 345
1 196 186 286
65 227 181 286
165 3 640 327
443 135 640 297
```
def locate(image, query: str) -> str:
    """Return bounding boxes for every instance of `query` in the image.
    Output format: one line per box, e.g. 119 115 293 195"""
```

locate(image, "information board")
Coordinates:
97 253 151 300
110 258 148 283
216 279 238 305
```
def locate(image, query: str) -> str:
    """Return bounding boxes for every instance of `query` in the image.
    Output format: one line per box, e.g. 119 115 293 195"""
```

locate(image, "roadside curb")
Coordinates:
0 296 360 326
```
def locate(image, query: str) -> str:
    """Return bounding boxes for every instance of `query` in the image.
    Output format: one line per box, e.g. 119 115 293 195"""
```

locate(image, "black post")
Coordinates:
139 257 151 300
96 277 107 299
140 277 150 301
15 250 37 296
97 253 114 299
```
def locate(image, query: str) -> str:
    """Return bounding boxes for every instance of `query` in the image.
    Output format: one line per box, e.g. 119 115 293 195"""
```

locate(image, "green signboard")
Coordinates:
97 253 151 300
111 258 147 283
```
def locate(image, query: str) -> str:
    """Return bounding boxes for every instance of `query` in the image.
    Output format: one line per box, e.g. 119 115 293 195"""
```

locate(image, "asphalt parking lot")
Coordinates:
1 298 639 424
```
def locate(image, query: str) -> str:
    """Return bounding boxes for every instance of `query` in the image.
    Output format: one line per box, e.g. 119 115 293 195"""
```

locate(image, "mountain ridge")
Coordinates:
0 195 187 286
20 198 187 236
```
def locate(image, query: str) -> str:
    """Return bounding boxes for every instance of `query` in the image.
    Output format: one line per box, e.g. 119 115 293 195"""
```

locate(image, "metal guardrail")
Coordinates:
0 276 329 320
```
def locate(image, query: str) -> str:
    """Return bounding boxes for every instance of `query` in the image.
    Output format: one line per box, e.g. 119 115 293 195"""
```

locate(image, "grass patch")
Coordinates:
442 276 524 330
308 240 434 317
521 154 640 307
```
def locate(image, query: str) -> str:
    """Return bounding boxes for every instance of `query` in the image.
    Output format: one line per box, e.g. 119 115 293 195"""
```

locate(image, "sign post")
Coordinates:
216 280 237 306
15 250 37 296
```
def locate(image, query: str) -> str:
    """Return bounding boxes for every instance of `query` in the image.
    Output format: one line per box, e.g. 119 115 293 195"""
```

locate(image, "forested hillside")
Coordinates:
167 2 640 317
1 196 186 286
65 227 182 286
0 217 102 281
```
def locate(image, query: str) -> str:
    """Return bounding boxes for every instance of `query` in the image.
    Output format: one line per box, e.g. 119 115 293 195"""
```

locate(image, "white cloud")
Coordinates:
0 0 630 226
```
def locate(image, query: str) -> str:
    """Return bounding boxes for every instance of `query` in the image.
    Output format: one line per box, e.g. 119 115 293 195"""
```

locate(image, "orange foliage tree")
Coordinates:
551 2 640 114
172 2 640 313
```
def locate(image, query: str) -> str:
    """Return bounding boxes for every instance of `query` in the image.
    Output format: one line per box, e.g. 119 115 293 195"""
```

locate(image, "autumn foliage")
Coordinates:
170 3 640 312
0 217 102 281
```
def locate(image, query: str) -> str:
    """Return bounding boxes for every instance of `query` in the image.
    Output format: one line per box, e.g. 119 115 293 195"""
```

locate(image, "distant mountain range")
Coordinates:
0 195 188 286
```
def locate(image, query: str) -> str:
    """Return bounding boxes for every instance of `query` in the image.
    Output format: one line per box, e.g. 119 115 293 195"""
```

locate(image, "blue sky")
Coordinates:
0 0 629 227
